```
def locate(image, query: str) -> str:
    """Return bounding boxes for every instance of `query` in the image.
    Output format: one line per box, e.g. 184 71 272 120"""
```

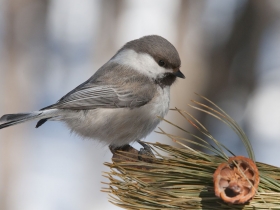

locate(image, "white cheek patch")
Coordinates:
110 49 173 79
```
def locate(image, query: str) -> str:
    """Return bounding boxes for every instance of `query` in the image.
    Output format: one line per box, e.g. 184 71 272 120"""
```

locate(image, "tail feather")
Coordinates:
0 110 57 129
36 118 50 128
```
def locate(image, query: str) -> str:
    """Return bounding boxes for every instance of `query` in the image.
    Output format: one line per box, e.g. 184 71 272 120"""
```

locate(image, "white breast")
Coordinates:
149 86 170 118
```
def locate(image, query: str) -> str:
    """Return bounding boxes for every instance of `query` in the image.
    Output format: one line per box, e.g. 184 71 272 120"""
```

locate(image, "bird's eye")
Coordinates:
158 60 165 67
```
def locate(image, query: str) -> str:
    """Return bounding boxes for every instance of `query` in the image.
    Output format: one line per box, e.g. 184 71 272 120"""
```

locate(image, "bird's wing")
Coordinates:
41 62 157 110
43 82 155 110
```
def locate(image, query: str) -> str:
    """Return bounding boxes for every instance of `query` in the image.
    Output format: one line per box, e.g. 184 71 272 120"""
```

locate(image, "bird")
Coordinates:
0 35 184 148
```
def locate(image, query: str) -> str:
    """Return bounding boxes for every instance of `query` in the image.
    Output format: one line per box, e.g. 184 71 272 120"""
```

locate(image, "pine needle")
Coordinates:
103 95 280 209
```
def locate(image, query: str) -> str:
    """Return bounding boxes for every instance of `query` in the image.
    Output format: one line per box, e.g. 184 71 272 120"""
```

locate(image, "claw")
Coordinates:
109 142 155 163
137 140 155 162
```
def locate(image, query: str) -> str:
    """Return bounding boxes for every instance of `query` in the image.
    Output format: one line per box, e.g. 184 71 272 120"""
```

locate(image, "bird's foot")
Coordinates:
137 140 155 163
109 141 155 163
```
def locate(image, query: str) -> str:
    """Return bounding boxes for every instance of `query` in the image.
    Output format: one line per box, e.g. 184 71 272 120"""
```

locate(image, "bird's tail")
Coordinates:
0 110 56 129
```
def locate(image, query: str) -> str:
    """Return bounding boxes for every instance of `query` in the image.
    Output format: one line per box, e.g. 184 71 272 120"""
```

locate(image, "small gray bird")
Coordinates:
0 35 184 148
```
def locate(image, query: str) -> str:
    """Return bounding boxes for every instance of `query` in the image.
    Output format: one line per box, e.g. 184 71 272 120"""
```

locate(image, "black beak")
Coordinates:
174 69 185 79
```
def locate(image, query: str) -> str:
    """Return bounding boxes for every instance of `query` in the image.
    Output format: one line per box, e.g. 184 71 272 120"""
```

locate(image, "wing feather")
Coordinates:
46 84 155 110
41 63 157 110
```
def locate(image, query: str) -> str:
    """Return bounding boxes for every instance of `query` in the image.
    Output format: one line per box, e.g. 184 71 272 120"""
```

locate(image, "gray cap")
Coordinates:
120 35 181 70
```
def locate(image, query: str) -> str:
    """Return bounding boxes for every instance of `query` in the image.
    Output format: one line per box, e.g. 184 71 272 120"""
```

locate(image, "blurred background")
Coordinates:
0 0 280 209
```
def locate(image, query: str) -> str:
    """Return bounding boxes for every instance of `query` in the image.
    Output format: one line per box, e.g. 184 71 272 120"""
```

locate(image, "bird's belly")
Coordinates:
65 87 170 146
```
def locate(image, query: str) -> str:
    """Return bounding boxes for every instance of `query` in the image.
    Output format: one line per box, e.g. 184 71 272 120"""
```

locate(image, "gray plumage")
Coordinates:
43 63 157 110
0 35 184 147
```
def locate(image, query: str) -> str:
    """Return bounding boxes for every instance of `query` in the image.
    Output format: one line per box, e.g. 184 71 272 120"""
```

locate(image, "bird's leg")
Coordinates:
137 140 155 162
